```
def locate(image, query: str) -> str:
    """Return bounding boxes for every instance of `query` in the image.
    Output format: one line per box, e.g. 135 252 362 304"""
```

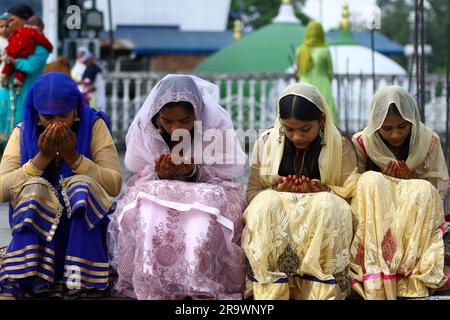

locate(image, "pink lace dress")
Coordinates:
107 74 248 300
109 167 246 299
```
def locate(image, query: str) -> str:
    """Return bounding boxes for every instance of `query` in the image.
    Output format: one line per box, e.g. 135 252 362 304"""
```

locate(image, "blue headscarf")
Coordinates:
20 72 111 179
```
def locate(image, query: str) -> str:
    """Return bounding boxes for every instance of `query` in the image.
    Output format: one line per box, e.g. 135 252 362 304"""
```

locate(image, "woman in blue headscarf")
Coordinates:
0 72 122 299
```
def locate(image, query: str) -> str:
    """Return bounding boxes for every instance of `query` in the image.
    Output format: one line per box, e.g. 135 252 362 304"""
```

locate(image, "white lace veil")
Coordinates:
124 74 246 180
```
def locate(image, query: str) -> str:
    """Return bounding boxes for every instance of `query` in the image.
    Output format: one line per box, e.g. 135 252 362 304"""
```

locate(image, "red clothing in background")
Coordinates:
1 26 53 84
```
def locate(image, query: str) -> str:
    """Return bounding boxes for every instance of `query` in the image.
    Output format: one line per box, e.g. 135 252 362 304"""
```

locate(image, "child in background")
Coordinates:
0 15 53 95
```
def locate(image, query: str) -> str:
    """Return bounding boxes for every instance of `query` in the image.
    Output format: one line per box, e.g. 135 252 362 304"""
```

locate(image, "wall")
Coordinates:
95 0 231 32
150 54 209 72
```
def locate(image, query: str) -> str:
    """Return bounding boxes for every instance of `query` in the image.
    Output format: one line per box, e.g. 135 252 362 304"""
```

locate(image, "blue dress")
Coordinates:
0 73 118 300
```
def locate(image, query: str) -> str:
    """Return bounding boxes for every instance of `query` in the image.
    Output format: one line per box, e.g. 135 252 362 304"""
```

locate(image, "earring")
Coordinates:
278 125 285 143
319 122 325 145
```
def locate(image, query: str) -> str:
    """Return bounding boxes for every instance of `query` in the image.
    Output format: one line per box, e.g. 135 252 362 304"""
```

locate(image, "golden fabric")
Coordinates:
247 134 358 203
361 85 448 188
0 118 122 201
242 190 353 300
256 83 344 189
253 277 343 300
243 83 358 299
353 130 449 200
349 171 448 299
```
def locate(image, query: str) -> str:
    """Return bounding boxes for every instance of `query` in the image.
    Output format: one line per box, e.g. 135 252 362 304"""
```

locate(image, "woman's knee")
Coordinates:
312 192 352 223
358 171 385 185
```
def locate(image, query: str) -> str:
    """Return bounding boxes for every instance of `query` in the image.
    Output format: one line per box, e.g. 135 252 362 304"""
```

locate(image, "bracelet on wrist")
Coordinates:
184 165 198 179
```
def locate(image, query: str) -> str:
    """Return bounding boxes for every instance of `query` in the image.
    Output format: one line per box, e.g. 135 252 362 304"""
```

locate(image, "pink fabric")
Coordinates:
109 179 246 300
107 75 247 300
123 74 246 180
353 272 413 284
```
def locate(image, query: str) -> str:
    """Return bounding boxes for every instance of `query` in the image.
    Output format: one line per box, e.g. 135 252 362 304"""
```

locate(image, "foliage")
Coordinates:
228 0 310 30
376 0 449 73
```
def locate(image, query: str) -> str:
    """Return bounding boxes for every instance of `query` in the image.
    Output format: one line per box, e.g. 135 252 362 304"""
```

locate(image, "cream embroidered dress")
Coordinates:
241 83 358 300
350 85 449 299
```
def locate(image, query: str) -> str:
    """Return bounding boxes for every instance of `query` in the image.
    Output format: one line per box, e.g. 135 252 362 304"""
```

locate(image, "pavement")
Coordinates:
0 208 9 247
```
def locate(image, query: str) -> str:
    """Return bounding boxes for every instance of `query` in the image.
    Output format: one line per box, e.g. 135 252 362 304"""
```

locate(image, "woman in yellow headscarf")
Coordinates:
350 85 449 299
296 21 338 126
242 83 358 300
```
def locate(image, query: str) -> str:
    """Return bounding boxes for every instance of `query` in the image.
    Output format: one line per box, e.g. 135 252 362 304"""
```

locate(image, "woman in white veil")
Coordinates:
108 74 247 300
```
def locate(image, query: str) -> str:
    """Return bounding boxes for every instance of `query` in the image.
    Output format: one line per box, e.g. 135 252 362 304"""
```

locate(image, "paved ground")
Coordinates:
0 208 9 247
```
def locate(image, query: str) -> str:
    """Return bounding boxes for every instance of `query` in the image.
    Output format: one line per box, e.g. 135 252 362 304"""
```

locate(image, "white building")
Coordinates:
95 0 231 31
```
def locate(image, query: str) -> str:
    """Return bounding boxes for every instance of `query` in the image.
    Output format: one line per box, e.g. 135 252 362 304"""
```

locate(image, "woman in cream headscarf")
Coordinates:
242 83 358 300
296 21 338 126
351 85 449 299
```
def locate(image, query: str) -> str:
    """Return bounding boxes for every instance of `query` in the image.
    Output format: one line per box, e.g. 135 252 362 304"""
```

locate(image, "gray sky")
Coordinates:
301 0 377 31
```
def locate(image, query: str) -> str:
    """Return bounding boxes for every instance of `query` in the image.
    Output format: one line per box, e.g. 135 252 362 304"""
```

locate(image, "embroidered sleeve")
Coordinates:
352 132 368 173
246 133 271 203
71 119 122 197
340 136 358 186
0 127 44 202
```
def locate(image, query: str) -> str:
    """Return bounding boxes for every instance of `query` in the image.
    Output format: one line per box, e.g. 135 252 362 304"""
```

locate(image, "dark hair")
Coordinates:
8 3 34 20
366 134 410 172
367 111 411 171
277 94 355 179
27 15 44 32
387 103 401 116
278 95 323 179
160 101 194 115
366 102 410 171
152 101 195 147
279 95 323 121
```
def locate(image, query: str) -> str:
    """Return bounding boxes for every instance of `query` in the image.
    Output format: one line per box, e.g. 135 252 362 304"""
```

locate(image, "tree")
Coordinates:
424 0 449 73
376 0 449 73
228 0 310 31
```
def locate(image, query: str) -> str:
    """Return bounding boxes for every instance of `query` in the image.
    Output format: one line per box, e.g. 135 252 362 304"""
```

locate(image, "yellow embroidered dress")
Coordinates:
350 85 449 299
241 83 358 300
